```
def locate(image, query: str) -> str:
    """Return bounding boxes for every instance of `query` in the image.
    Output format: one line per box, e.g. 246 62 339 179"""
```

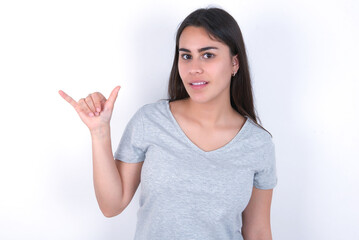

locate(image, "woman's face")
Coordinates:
178 26 239 104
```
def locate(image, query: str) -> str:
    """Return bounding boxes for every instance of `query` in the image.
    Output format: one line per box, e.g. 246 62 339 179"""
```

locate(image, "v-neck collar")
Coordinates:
165 99 252 156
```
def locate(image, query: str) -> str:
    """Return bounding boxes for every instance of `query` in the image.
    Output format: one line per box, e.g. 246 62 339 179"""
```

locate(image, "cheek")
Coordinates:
178 62 187 79
220 60 233 73
209 61 232 77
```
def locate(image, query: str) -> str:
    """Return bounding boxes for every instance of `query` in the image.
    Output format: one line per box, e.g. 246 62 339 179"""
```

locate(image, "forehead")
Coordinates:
179 26 226 49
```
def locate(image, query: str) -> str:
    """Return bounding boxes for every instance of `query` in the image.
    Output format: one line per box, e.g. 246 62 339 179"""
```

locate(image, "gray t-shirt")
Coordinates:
114 99 277 240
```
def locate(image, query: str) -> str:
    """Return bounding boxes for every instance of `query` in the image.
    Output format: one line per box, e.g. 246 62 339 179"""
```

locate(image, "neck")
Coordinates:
184 96 236 127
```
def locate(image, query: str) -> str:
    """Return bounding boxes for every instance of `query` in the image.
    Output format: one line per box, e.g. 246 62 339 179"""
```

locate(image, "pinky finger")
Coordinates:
59 90 77 109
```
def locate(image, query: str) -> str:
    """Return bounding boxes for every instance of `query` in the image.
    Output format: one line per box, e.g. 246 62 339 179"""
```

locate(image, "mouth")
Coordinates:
189 81 208 86
189 81 209 89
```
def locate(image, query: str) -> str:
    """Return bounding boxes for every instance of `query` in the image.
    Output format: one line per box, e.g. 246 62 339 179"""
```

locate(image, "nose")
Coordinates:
189 59 203 75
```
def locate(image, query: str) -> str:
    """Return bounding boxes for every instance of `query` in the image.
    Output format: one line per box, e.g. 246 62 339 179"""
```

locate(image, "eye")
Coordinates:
181 54 192 60
203 52 214 59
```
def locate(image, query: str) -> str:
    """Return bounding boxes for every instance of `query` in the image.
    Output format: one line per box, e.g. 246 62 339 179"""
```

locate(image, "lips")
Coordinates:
189 81 208 89
189 81 208 85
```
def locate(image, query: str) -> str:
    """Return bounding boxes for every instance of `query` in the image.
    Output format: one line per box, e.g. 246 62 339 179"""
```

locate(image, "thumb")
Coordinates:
105 86 121 109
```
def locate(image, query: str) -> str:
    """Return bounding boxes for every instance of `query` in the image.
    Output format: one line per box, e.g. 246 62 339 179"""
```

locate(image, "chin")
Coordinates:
188 95 214 104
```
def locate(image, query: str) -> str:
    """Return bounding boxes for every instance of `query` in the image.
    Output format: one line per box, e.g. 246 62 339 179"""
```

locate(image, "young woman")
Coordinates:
59 7 277 240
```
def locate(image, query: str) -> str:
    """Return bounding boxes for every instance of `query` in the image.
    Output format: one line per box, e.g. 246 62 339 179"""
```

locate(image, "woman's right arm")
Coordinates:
91 125 143 217
59 86 142 217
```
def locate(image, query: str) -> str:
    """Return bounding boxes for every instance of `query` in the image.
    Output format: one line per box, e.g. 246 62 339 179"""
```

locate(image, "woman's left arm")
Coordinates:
241 187 274 240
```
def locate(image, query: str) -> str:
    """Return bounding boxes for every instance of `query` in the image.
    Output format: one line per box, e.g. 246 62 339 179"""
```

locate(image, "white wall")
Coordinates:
0 0 358 239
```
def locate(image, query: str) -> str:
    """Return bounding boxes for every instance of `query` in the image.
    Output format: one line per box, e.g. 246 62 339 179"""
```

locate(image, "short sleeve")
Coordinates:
113 107 146 163
253 139 278 189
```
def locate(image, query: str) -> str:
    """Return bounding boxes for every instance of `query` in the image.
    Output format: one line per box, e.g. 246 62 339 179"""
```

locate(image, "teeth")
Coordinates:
191 82 207 85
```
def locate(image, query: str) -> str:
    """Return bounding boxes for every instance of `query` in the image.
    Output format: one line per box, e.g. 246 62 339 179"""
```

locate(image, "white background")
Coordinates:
0 0 358 239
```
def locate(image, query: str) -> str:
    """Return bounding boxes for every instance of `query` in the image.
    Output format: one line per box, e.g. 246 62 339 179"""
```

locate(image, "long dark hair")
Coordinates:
167 7 272 137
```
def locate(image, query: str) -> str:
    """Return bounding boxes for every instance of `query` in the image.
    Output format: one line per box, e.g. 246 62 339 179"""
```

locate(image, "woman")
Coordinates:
59 7 277 240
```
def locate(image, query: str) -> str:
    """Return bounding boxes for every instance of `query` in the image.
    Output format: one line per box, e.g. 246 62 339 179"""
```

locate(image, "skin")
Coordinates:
58 87 120 131
177 26 240 127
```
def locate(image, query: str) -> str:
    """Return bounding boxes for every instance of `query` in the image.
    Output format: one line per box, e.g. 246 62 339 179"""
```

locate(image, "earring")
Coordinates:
232 72 236 77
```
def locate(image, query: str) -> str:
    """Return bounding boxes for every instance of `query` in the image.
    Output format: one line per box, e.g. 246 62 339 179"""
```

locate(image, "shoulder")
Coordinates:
135 99 170 123
244 119 277 173
244 117 274 150
139 98 168 113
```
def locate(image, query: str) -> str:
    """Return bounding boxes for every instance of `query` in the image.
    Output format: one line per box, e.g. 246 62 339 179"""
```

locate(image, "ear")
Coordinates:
232 54 239 73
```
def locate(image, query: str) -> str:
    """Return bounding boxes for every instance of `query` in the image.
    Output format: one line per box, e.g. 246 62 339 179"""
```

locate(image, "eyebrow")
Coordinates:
178 46 218 53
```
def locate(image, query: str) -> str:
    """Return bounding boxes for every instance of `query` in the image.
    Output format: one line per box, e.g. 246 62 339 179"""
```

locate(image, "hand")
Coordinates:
58 86 121 132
